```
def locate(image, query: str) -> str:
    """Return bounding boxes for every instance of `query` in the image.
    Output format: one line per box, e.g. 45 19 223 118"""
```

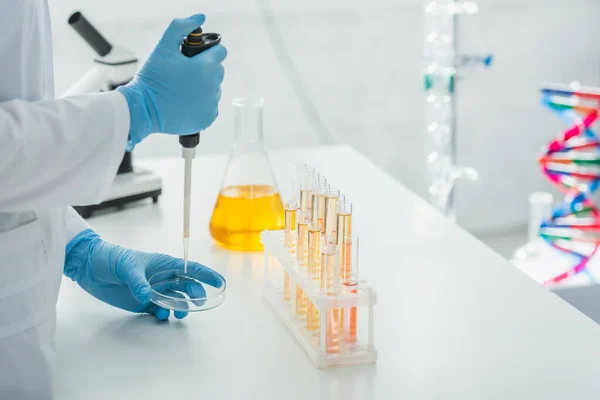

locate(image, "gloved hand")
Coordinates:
64 229 225 320
117 14 227 150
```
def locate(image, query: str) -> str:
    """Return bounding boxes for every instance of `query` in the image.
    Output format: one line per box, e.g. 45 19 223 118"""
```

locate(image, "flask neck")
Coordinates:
234 96 264 142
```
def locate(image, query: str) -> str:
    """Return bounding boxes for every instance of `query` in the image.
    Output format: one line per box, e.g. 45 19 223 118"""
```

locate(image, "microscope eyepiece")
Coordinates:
68 12 113 57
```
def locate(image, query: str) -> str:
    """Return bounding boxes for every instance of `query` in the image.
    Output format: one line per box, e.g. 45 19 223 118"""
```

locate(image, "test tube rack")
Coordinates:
261 230 378 369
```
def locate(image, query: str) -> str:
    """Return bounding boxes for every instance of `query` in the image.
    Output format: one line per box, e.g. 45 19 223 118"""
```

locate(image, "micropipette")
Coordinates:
179 27 222 273
180 135 198 273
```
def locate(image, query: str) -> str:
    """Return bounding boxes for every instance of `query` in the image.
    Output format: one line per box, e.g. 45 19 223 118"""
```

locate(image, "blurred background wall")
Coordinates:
49 0 600 245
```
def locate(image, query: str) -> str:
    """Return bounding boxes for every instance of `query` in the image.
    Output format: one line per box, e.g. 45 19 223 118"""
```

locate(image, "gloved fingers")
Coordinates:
161 290 189 319
183 261 226 289
174 310 188 319
147 255 225 289
185 279 208 307
214 64 225 85
194 44 228 65
122 266 153 304
159 278 208 308
162 14 206 48
147 305 171 321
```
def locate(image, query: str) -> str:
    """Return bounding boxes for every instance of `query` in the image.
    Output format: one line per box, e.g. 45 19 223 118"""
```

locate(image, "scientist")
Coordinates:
0 3 226 398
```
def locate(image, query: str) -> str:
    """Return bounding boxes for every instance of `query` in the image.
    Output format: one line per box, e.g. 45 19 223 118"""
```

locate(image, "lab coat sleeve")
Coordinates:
0 91 130 211
65 206 91 244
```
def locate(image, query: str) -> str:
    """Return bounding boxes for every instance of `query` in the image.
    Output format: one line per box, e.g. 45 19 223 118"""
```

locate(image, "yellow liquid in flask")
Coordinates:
210 185 284 251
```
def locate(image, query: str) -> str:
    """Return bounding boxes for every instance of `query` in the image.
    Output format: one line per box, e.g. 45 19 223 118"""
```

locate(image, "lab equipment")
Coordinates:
284 200 298 301
149 268 226 312
296 210 311 317
66 11 162 218
64 229 226 317
306 177 327 330
336 200 353 336
324 188 341 241
117 15 226 144
262 164 377 368
321 239 341 354
341 234 359 344
282 163 305 302
209 97 284 251
336 200 353 248
300 166 316 214
262 229 377 368
306 222 322 332
512 192 554 261
316 178 329 231
176 27 223 273
423 0 490 220
527 83 600 286
292 163 307 203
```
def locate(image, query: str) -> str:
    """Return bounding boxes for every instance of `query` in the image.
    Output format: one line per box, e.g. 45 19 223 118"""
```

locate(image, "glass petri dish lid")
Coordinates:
148 267 226 312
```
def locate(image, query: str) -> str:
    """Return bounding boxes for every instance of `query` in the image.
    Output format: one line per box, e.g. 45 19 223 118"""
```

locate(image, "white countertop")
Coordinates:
55 145 600 399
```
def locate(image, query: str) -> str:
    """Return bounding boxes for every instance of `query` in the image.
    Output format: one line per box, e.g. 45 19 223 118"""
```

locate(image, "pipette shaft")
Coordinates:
183 154 193 238
182 146 196 273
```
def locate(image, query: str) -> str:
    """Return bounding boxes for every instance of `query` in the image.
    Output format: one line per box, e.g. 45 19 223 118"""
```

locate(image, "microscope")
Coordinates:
65 12 162 218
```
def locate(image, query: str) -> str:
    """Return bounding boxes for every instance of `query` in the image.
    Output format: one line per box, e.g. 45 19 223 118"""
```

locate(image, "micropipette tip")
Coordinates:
183 237 190 274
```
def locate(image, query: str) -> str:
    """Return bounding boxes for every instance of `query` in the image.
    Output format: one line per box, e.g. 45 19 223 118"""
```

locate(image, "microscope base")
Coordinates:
74 167 163 218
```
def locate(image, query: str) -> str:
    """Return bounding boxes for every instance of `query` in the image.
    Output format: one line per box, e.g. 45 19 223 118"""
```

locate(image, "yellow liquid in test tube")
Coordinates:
210 185 284 251
336 212 352 337
300 189 312 214
322 246 340 354
296 221 309 318
317 194 327 232
306 227 322 332
336 213 353 277
284 207 297 302
324 195 339 241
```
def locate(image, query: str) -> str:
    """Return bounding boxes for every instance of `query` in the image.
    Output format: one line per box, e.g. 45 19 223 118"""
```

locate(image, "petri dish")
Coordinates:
148 267 226 312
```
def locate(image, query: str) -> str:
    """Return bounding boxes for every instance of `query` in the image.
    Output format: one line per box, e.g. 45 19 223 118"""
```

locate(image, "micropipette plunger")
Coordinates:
179 27 222 272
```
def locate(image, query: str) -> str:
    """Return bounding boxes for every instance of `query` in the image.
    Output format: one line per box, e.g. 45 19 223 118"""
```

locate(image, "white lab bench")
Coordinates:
55 145 600 399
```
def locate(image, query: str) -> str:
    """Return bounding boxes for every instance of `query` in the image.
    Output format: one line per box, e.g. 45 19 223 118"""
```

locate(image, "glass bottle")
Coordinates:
512 191 553 261
209 96 284 251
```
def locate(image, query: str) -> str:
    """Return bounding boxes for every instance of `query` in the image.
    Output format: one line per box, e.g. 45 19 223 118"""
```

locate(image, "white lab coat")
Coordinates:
0 1 130 398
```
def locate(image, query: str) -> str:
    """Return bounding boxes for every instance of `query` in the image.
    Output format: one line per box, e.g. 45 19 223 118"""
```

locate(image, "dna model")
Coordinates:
538 84 600 286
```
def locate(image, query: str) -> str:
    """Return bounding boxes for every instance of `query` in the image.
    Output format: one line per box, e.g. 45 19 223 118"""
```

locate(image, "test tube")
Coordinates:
284 200 298 302
292 163 306 205
309 172 322 223
336 199 353 247
306 225 322 332
341 234 359 344
316 178 328 232
300 166 316 214
321 239 340 354
306 188 323 331
324 188 341 242
336 200 352 337
296 210 310 318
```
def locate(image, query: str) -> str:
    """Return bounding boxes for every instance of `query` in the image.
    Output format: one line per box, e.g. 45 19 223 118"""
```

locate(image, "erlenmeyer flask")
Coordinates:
209 96 284 251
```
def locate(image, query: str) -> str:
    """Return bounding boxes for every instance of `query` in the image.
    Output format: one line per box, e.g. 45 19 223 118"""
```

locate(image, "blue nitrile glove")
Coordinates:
117 13 227 150
64 229 225 320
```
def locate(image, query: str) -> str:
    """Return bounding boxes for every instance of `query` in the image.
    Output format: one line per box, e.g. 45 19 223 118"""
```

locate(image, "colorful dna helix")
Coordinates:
538 84 600 286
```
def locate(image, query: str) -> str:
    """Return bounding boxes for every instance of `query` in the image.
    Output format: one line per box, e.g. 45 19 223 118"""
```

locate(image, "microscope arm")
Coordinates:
63 66 106 97
62 12 137 97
